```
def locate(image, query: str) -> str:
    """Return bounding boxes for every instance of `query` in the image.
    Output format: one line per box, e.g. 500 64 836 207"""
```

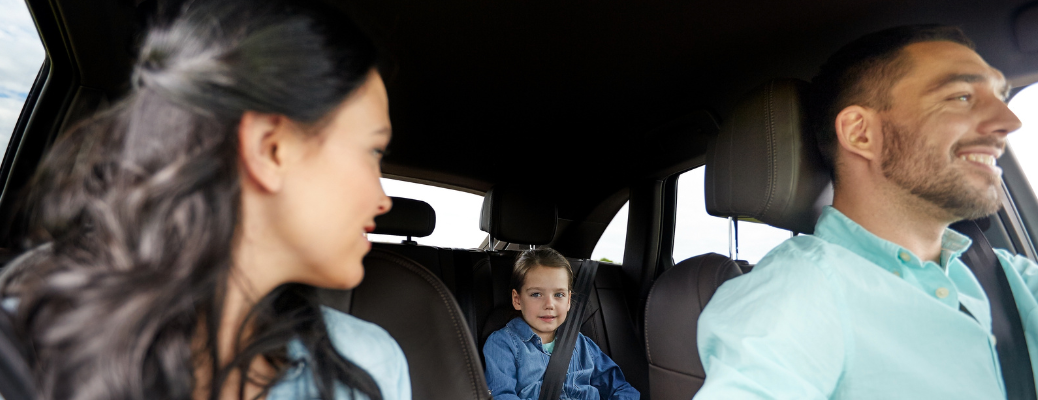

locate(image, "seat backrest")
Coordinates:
323 196 490 399
321 249 491 400
646 78 823 399
644 253 741 398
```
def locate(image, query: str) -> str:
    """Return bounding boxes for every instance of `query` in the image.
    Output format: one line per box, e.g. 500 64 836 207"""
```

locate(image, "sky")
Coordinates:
0 0 46 148
0 0 1036 265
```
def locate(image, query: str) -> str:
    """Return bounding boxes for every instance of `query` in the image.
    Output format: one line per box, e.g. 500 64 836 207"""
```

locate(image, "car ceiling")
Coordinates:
40 0 1038 221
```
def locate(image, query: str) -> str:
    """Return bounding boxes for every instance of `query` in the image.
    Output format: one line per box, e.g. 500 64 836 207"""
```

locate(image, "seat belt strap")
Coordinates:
952 219 1036 400
0 308 34 400
538 259 599 400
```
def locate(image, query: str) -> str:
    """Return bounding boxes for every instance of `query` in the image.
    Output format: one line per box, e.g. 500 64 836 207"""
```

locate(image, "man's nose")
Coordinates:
980 95 1023 137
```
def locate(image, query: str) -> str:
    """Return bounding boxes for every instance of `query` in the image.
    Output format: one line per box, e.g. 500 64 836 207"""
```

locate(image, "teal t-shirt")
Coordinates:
542 340 555 354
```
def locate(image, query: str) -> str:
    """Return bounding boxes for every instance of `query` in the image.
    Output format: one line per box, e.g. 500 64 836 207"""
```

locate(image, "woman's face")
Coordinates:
276 70 392 289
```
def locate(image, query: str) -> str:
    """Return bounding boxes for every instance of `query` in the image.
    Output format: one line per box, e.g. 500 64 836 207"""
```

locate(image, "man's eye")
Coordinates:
953 94 972 102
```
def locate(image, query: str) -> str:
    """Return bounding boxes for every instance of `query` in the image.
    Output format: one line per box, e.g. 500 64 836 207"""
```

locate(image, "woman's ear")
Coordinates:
834 105 882 162
512 289 521 311
238 111 292 193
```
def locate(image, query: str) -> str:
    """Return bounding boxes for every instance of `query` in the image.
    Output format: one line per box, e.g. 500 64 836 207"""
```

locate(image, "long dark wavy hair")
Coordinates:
1 0 385 399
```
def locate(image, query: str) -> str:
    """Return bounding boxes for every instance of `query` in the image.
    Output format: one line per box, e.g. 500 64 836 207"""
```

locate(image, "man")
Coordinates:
695 25 1037 399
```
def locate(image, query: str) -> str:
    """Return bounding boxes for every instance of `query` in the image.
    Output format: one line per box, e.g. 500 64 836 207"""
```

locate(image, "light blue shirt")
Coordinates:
268 306 411 400
695 206 1038 399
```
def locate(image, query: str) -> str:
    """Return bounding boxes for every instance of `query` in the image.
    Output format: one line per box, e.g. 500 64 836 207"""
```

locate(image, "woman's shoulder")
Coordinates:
319 306 403 359
319 306 411 399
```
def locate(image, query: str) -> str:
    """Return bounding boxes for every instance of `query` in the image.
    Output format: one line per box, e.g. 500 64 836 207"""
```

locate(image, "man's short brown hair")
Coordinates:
808 24 974 184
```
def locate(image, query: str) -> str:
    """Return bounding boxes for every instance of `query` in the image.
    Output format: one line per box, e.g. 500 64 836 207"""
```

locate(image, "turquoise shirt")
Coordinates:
696 206 1038 399
268 306 411 400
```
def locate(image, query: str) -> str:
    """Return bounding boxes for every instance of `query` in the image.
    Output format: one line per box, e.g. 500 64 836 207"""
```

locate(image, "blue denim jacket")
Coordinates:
267 306 411 400
483 317 639 400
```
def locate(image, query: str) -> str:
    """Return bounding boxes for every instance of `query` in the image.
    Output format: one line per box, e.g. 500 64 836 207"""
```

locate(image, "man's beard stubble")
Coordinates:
879 120 1003 221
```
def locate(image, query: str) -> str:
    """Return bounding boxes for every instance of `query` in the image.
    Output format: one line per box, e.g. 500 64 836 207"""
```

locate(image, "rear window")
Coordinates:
591 201 628 264
368 178 487 248
673 167 791 264
0 0 46 155
1008 83 1038 185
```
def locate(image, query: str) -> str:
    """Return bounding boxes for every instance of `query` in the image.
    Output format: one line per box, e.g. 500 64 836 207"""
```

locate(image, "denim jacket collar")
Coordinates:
506 317 544 346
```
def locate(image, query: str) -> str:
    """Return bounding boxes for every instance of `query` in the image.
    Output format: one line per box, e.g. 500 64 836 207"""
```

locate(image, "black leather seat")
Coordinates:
643 79 833 399
320 196 491 400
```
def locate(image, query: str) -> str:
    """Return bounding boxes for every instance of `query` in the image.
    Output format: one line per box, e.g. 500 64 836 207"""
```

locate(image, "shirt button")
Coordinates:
991 334 998 345
892 270 901 277
898 251 911 263
935 287 950 298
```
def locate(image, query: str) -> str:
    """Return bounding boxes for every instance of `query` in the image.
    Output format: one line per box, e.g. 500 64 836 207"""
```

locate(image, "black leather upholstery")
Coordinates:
479 185 557 245
644 253 742 398
321 248 491 400
704 79 832 234
373 197 436 238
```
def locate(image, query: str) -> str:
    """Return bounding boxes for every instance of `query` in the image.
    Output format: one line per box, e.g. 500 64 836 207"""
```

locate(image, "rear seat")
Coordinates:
367 189 649 395
472 185 650 394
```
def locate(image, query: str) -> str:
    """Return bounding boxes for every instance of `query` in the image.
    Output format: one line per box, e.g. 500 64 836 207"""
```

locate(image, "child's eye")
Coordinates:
530 292 541 298
372 147 388 159
554 292 566 298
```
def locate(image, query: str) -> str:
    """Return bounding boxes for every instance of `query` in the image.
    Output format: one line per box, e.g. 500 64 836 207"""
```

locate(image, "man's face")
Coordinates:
877 41 1022 221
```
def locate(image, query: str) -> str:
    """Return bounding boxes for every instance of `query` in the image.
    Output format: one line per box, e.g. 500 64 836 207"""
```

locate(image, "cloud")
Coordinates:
0 0 46 145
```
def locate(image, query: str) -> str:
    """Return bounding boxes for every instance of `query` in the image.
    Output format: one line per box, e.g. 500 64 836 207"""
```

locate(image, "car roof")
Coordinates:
37 0 1038 223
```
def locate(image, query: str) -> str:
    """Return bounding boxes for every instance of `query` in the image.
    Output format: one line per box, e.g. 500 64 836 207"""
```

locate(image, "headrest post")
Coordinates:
529 244 535 250
488 235 496 252
727 217 736 260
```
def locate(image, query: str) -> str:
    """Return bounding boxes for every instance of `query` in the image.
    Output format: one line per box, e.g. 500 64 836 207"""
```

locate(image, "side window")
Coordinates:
367 178 487 248
1008 84 1038 185
0 0 46 156
673 167 790 264
591 201 628 264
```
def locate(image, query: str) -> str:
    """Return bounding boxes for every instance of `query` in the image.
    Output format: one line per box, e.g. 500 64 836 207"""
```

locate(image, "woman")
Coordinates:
0 0 408 398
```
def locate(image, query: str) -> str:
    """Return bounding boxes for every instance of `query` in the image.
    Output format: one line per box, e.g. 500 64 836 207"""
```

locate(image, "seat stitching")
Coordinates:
761 81 778 217
369 249 486 399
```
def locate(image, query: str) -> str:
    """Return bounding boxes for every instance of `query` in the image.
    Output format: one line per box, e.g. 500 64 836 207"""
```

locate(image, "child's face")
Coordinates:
511 265 571 343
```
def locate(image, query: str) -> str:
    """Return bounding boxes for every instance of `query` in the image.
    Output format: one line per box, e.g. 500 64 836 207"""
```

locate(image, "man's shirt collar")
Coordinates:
813 206 972 274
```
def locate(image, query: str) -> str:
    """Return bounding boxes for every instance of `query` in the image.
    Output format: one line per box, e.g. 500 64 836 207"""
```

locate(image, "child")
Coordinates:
483 248 640 400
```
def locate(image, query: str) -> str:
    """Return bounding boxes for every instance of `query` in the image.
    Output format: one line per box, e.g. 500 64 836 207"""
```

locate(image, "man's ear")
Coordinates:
238 111 291 193
834 105 882 162
512 289 521 311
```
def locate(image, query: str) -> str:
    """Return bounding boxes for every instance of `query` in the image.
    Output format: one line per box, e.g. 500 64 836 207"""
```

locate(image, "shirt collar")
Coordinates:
506 317 541 344
813 206 972 272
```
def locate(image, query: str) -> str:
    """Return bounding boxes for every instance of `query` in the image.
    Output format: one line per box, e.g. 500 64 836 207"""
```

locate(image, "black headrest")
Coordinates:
479 185 557 245
373 197 436 237
705 79 833 234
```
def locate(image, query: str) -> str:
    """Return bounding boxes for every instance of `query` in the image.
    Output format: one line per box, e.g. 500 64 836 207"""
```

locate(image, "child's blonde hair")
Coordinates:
510 248 574 293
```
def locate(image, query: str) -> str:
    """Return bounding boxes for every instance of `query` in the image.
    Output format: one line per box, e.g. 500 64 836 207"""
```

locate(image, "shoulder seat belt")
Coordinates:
0 307 34 400
538 259 599 400
952 219 1036 400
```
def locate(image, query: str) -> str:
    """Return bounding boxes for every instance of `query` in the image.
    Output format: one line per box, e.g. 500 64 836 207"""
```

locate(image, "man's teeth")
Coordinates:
959 154 996 166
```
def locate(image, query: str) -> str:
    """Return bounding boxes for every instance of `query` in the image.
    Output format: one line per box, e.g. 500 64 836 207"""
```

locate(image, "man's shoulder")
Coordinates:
733 235 845 284
706 236 848 316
